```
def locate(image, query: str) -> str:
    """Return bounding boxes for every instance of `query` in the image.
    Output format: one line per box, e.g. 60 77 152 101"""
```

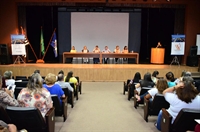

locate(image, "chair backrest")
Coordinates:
14 87 23 99
126 79 131 85
51 95 62 116
69 82 75 89
6 106 47 132
140 87 152 95
15 81 28 87
62 88 69 97
150 94 169 114
75 76 80 83
172 108 200 132
0 105 10 123
15 76 27 79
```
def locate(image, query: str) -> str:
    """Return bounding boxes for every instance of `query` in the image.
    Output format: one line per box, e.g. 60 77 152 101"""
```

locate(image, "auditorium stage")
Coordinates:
0 63 198 81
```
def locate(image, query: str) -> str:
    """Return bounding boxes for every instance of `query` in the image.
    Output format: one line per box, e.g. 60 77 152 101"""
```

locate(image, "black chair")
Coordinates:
128 83 135 100
123 79 131 95
15 81 28 87
15 76 28 81
134 86 152 109
6 106 55 132
75 76 82 94
0 105 11 124
69 82 78 100
62 88 74 108
51 95 67 122
14 87 23 99
143 94 169 122
161 108 200 132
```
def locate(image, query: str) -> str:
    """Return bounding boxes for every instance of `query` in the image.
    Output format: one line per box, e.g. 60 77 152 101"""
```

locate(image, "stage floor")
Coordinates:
0 63 198 81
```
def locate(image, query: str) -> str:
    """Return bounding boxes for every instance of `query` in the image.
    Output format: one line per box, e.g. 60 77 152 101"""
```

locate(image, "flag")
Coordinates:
50 32 58 57
40 28 45 55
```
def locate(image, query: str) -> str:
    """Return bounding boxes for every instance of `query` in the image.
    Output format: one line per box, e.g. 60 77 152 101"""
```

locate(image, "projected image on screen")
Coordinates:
71 12 129 52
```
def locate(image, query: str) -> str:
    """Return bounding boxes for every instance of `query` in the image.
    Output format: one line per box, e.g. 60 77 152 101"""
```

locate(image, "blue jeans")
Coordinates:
156 110 162 131
139 92 148 102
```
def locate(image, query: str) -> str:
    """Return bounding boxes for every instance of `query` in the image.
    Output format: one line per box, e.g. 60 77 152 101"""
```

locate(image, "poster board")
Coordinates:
171 35 185 55
196 34 200 55
11 44 26 55
10 34 26 55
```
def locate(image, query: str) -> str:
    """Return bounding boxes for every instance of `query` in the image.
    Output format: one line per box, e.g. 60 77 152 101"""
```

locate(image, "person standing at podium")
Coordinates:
156 42 162 48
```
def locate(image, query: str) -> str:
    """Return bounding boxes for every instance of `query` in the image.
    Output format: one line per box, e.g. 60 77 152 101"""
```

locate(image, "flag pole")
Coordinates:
36 26 45 63
42 28 56 60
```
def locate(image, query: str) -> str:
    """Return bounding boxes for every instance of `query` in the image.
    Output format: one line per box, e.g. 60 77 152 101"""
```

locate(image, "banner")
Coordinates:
171 35 185 55
40 29 45 55
50 32 58 57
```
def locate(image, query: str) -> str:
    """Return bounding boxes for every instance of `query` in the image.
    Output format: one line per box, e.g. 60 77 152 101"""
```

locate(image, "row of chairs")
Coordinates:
123 79 200 132
0 105 55 132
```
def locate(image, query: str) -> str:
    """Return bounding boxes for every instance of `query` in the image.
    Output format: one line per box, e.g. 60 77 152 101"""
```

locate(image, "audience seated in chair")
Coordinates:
43 73 65 105
65 71 78 93
0 75 19 109
136 79 168 103
155 76 200 131
124 72 141 97
151 70 159 84
17 73 53 118
6 106 55 132
166 72 176 87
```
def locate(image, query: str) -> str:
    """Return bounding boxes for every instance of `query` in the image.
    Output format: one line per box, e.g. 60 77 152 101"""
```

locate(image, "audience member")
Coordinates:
102 46 111 64
82 46 89 63
34 70 40 74
136 79 168 102
113 45 121 63
0 120 18 132
4 71 15 88
56 74 74 92
155 76 200 131
93 45 100 64
128 72 141 87
135 72 155 94
43 73 65 104
152 70 159 84
174 71 191 84
17 73 53 117
57 70 66 81
65 71 78 90
166 72 176 87
0 75 18 108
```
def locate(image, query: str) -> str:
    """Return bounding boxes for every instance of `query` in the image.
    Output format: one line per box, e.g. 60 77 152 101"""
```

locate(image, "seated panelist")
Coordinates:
113 45 120 63
102 46 111 64
82 46 89 63
93 45 100 64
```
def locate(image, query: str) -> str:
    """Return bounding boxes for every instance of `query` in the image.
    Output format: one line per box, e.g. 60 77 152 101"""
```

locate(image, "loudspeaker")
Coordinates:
0 44 11 64
190 46 197 56
186 55 198 67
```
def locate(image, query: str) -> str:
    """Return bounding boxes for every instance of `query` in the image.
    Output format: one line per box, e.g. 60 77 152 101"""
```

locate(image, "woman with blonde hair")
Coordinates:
43 73 65 104
17 73 52 117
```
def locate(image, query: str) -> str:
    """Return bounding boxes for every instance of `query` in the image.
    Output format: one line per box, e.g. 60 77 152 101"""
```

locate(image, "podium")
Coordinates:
151 48 165 64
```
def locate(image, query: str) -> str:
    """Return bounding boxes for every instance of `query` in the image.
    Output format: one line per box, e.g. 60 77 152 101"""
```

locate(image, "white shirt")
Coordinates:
55 81 74 92
148 87 158 99
165 93 200 123
5 79 15 86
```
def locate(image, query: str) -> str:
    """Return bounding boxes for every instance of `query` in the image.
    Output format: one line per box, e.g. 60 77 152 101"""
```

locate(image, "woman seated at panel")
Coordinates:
122 46 129 61
43 73 65 104
166 72 176 87
69 46 76 63
17 73 53 117
134 72 155 95
155 76 200 131
93 45 101 64
113 45 121 63
82 46 89 63
135 79 168 102
0 75 19 108
102 46 111 64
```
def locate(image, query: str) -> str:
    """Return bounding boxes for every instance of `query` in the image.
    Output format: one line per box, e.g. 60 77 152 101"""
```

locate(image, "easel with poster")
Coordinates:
11 35 26 64
170 34 185 67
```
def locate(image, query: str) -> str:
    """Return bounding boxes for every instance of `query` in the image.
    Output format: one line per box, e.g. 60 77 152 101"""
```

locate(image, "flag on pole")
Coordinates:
40 28 45 55
50 32 58 57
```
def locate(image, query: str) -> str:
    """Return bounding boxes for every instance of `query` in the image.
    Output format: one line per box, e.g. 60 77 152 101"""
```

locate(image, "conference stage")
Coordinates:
0 63 198 81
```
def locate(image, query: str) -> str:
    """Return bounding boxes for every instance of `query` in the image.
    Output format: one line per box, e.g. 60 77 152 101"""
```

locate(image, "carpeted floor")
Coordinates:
55 82 160 132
